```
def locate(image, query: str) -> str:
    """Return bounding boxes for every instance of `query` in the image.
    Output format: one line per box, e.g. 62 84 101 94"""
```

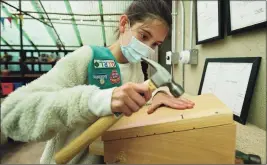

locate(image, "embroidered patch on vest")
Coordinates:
110 70 121 84
94 59 116 69
93 74 108 85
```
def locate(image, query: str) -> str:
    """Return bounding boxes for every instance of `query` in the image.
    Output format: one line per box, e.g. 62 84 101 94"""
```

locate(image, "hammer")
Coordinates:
54 57 185 164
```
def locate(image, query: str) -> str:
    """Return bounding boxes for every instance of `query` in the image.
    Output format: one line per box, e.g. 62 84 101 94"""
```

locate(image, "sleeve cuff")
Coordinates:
152 86 170 98
146 86 170 105
88 87 116 117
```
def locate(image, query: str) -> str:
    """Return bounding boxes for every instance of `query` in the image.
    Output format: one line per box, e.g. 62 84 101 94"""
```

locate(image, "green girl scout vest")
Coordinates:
88 45 122 117
88 45 122 89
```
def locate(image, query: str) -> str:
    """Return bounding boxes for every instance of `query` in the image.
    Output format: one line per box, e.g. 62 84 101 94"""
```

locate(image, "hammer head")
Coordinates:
141 57 184 97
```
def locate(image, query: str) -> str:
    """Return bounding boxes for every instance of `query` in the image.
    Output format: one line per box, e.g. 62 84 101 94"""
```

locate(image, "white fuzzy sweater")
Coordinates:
1 45 159 164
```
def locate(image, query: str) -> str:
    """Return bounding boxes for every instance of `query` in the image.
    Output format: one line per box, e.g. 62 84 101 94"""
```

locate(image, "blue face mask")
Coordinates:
120 31 155 63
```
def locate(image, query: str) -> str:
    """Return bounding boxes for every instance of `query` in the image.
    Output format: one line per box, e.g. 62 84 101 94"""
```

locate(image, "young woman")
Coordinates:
1 0 194 164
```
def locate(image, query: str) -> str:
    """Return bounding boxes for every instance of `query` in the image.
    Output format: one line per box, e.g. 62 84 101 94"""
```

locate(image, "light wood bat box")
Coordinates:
101 93 236 164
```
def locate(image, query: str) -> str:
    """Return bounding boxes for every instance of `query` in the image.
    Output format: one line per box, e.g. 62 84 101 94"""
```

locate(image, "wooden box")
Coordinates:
101 94 236 164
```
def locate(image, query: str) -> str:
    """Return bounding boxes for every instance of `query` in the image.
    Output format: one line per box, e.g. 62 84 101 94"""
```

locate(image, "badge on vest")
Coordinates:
110 70 121 84
93 74 108 85
94 59 116 69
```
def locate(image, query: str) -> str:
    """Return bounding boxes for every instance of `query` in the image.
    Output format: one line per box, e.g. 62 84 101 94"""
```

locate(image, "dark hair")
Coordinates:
116 0 172 38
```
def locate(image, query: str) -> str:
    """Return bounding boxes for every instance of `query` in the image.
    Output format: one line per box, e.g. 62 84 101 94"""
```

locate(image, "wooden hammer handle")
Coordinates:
54 80 157 164
54 115 121 164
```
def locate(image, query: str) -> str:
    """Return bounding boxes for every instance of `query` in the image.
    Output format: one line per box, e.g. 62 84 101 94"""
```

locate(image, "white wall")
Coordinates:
174 1 266 130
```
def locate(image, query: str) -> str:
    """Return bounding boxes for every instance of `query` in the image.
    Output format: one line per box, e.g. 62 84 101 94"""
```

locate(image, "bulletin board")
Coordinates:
198 57 261 125
226 0 267 35
195 0 224 45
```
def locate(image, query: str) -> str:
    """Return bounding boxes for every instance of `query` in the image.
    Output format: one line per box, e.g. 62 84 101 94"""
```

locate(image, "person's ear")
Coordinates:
119 14 129 33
